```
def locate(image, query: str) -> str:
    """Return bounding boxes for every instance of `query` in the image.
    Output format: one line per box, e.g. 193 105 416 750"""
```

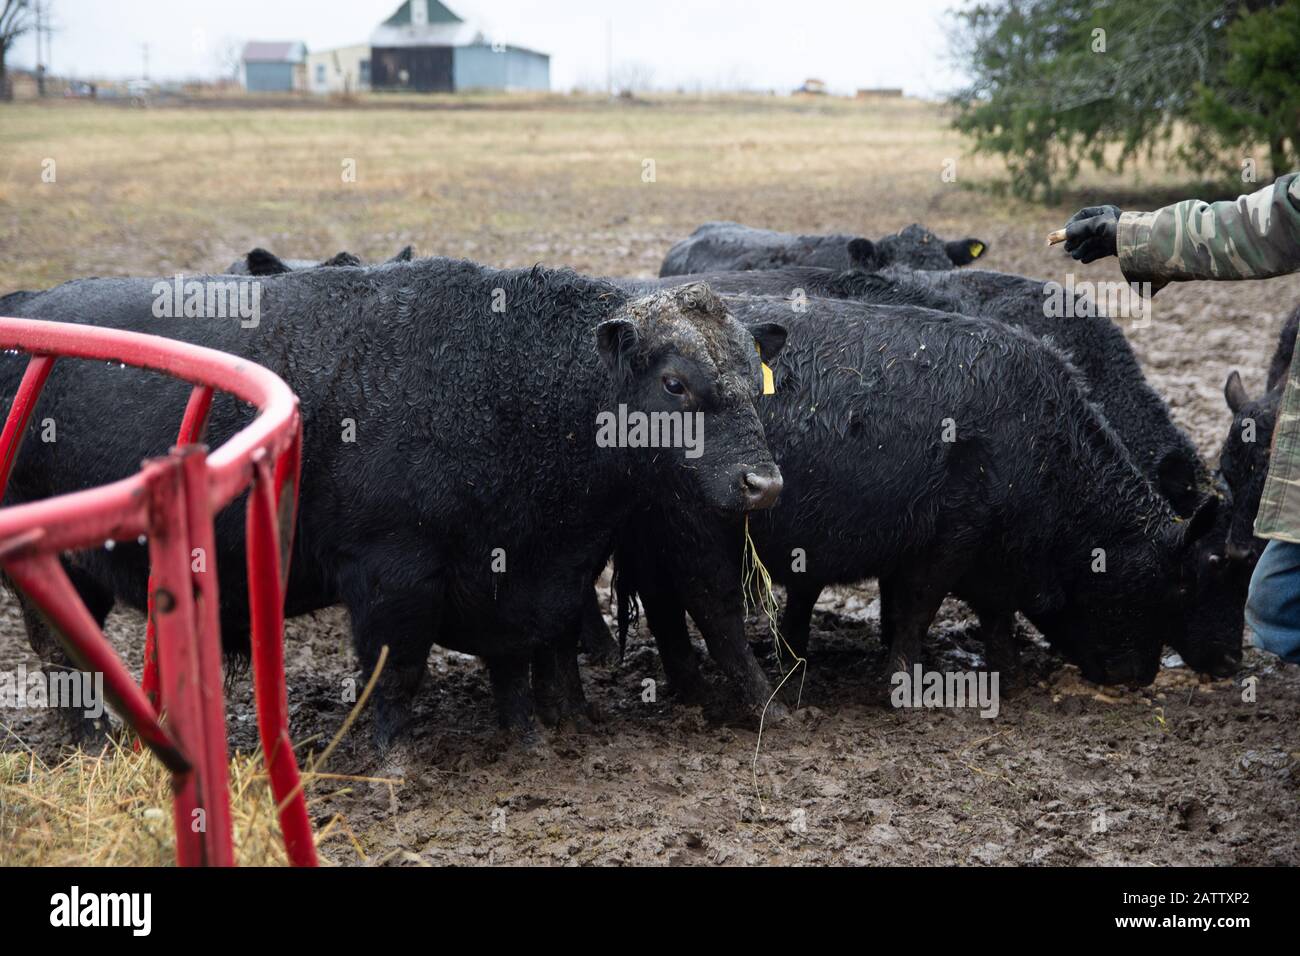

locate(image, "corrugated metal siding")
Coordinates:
244 62 297 92
505 48 549 91
452 45 549 91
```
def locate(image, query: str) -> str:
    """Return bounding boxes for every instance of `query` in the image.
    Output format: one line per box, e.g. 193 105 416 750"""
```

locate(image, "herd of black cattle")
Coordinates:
1 220 1293 748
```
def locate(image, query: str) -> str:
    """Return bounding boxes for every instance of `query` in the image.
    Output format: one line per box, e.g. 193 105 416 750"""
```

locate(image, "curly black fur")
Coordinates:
617 296 1220 696
0 259 780 745
658 221 987 277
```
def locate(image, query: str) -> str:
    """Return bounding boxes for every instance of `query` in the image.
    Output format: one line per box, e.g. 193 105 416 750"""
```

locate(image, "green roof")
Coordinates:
384 1 462 26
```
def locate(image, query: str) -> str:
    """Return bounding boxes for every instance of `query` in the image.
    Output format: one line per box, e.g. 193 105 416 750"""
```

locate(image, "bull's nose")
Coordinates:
742 470 783 510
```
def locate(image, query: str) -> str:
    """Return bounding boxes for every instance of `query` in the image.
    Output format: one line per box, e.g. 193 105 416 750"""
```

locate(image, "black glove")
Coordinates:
1064 205 1122 263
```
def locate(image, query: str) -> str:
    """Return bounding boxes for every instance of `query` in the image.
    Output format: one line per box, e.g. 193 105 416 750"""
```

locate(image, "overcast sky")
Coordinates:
7 0 971 97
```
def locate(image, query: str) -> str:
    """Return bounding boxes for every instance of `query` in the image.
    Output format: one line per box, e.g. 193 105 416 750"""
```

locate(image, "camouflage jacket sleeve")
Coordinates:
1117 172 1300 288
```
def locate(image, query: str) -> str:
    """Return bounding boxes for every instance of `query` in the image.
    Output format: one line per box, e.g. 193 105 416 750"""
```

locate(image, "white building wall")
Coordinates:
306 45 372 94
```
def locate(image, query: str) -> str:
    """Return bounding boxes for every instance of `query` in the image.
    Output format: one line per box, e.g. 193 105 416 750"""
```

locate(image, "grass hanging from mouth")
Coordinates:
742 514 807 809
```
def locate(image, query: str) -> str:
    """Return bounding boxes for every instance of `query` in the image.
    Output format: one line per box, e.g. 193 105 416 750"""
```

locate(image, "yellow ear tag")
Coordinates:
969 241 985 258
756 343 775 395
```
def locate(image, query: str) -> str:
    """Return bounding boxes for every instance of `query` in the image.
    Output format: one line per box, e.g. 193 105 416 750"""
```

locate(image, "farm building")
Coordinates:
306 45 372 95
369 0 550 93
240 41 308 92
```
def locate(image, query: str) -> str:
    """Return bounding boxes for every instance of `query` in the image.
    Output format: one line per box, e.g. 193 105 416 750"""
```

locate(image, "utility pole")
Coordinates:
34 0 44 96
42 0 51 75
141 41 149 81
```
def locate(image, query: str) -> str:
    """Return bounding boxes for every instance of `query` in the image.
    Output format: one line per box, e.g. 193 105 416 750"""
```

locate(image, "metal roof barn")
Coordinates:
369 1 550 93
240 41 308 92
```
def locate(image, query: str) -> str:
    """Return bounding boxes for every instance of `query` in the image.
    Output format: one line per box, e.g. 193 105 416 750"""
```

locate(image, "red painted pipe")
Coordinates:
0 316 312 867
178 445 235 867
142 385 216 711
247 455 317 867
145 458 211 866
0 547 188 772
0 354 54 502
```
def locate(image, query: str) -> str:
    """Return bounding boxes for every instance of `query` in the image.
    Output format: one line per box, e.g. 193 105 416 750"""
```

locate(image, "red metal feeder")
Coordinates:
0 316 316 867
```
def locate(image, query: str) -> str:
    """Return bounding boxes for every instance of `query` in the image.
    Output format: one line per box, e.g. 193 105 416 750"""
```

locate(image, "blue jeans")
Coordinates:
1245 540 1300 663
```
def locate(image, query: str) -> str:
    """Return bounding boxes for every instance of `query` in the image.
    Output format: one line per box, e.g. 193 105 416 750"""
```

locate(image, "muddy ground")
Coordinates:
1 100 1298 865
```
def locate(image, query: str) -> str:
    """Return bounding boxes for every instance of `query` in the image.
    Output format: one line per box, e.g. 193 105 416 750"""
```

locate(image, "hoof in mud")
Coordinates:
873 666 907 708
667 673 713 707
536 695 598 731
65 713 116 753
372 719 411 754
535 700 562 729
756 697 791 727
372 696 416 753
375 741 415 782
554 712 597 735
495 718 544 752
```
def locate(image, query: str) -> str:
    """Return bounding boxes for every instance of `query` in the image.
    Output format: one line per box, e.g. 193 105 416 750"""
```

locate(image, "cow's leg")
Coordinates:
578 586 619 664
635 561 710 704
485 653 538 745
879 569 951 680
976 604 1019 691
533 618 595 731
778 582 822 660
667 519 781 720
341 559 442 751
687 593 784 721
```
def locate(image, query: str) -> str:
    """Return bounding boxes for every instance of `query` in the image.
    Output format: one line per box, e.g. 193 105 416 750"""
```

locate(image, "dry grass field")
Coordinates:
1 96 1298 865
4 95 1088 285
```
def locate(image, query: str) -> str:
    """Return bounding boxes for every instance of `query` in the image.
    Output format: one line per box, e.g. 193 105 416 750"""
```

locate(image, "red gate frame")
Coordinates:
0 316 316 867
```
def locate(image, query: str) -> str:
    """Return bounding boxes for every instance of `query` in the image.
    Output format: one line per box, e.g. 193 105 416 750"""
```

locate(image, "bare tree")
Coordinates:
1 0 34 101
611 60 655 96
212 35 243 86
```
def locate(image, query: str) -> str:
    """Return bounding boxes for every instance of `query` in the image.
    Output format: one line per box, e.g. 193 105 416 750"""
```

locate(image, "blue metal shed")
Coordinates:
241 41 308 93
452 44 550 92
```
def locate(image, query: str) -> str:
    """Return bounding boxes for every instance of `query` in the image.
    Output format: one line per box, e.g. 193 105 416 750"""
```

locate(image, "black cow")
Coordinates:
615 266 1246 675
659 222 987 277
224 245 414 276
0 264 785 746
616 297 1218 704
622 266 1209 515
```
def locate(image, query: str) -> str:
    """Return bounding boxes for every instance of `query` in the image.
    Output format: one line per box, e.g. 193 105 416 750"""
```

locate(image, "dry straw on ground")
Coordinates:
0 647 396 866
0 736 292 866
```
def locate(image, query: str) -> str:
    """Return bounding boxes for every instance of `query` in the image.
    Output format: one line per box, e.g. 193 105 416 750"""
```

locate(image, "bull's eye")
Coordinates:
663 376 686 397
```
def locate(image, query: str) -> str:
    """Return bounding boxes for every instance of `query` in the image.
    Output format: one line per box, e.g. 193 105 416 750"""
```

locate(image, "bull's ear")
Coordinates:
246 248 290 276
945 238 987 266
595 318 640 376
846 238 879 271
1169 494 1220 553
750 322 787 363
388 245 414 263
1224 370 1248 414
